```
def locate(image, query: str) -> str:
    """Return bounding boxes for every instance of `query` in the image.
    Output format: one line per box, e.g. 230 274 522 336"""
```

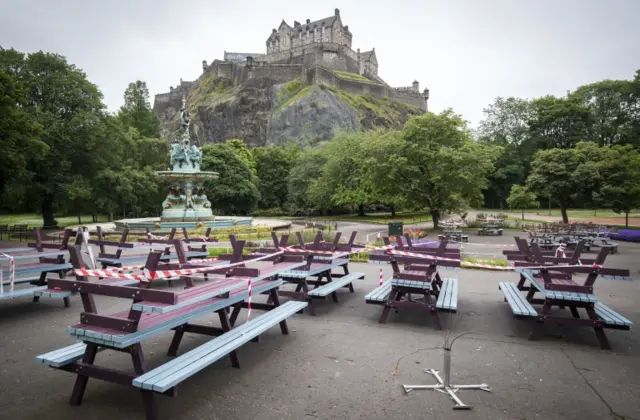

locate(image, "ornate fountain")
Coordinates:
114 97 253 231
157 98 218 222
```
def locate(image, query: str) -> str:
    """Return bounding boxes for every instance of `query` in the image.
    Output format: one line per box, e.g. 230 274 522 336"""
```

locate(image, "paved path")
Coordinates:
0 231 638 419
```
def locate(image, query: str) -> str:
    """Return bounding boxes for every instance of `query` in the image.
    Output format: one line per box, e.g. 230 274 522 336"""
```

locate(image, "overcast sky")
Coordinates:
1 0 639 127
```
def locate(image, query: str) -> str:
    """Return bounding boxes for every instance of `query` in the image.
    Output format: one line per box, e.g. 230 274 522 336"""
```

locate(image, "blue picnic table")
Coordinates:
36 244 307 420
499 237 632 349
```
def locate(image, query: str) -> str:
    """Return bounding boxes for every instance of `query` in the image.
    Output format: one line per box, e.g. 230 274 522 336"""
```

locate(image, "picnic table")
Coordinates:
90 227 209 270
1 228 76 306
477 223 503 236
256 231 365 316
499 237 632 349
438 229 468 242
36 241 308 420
366 235 461 328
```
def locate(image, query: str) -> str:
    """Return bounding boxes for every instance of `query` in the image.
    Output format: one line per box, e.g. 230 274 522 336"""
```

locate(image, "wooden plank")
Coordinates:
69 280 283 348
133 300 307 392
448 278 458 311
595 302 632 326
499 282 537 317
365 281 392 302
308 273 363 297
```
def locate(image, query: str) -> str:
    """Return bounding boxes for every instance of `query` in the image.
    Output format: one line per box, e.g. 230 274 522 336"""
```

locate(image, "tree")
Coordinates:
528 95 592 149
526 142 602 223
506 185 539 220
478 97 532 146
571 79 637 146
364 130 408 216
0 71 47 202
599 145 640 227
319 132 375 216
481 141 525 209
200 143 259 215
0 49 107 227
287 149 327 213
226 139 256 174
253 144 298 209
388 111 498 227
117 80 160 138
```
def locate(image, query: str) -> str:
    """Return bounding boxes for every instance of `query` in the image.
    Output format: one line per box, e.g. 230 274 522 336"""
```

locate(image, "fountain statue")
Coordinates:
157 97 218 222
113 96 254 231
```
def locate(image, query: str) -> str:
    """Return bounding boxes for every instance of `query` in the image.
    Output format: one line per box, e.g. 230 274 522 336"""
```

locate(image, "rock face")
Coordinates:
155 75 422 147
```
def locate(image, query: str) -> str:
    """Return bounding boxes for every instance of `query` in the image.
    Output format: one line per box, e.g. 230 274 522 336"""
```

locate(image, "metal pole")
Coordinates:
443 348 451 387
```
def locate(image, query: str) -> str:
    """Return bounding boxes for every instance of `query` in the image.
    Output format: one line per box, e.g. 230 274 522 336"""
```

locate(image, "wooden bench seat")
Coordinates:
1 275 41 286
132 300 307 393
0 286 47 300
521 272 597 302
307 272 364 298
68 280 283 348
595 301 632 329
364 281 392 304
280 260 348 278
391 279 432 289
435 278 458 312
2 262 72 276
499 282 537 317
37 342 91 368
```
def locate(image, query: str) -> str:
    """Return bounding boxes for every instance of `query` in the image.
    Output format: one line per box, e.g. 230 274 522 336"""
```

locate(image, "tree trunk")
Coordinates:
77 213 81 224
390 205 396 217
357 204 365 217
560 206 569 224
430 209 440 228
594 209 597 216
626 211 629 228
42 198 55 227
521 209 525 220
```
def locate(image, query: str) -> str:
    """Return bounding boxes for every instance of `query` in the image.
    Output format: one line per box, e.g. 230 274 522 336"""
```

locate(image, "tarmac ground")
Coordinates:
0 230 639 420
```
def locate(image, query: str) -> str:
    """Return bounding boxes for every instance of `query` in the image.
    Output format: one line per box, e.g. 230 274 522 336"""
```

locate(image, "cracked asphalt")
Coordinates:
0 230 638 420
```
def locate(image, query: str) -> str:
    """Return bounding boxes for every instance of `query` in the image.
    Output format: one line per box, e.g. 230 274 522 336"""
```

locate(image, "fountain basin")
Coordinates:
114 216 253 232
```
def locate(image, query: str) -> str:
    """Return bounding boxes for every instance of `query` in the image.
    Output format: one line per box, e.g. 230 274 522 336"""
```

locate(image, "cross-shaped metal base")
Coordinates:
402 349 491 409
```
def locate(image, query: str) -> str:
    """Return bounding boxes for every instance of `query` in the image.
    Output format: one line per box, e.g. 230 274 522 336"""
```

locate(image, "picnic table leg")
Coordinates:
269 288 290 335
167 326 186 357
130 344 159 420
229 303 242 326
69 343 99 406
569 307 580 318
218 310 241 368
379 289 399 323
529 302 552 341
585 305 611 350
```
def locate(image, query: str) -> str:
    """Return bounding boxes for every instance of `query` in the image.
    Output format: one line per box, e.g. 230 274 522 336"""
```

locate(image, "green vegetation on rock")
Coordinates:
189 73 235 111
322 84 422 127
332 70 374 83
278 86 312 110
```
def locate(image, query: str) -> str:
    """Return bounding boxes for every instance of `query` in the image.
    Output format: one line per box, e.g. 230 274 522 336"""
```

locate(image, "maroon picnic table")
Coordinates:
254 231 366 315
37 240 307 420
366 236 461 328
499 237 632 349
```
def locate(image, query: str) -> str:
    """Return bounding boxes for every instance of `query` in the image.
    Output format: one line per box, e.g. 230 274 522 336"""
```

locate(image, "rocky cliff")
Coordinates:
154 74 423 147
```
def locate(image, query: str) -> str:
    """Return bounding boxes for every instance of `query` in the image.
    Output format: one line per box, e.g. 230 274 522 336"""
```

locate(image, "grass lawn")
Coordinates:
0 213 109 228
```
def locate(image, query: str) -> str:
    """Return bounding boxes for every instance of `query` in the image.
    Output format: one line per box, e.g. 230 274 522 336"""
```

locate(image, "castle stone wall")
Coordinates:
249 63 304 83
390 89 427 110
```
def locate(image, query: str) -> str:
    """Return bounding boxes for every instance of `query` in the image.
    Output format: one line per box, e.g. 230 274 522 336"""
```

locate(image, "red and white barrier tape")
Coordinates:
379 267 383 286
386 249 602 271
1 252 16 296
246 278 252 321
74 250 284 282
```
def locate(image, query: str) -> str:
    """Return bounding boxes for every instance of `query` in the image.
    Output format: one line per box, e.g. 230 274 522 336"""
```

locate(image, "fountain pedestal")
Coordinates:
158 98 219 223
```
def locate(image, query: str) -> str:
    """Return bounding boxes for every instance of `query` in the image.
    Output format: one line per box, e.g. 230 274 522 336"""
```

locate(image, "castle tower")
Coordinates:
412 80 419 93
202 60 208 73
